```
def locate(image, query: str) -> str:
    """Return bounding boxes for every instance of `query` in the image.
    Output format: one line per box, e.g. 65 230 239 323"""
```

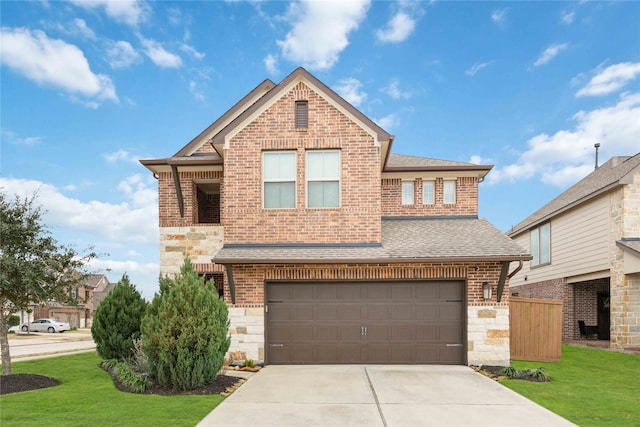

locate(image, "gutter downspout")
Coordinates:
170 165 185 218
496 260 524 302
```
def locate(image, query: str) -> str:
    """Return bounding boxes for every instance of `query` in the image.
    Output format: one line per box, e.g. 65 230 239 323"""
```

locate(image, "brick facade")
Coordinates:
223 82 381 245
381 177 479 217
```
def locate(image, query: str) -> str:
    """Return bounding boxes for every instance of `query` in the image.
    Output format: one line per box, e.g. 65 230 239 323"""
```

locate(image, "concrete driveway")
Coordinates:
198 365 575 427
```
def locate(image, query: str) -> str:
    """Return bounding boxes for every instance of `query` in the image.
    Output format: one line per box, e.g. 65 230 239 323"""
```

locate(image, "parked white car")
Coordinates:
21 318 71 333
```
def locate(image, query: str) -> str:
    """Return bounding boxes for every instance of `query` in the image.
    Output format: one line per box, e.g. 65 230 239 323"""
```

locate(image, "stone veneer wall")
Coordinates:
159 226 224 276
467 306 510 366
223 262 511 365
611 169 640 350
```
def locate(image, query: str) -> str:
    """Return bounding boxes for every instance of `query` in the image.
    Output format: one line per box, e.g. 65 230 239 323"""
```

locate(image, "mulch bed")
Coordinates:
474 365 550 382
1 369 244 396
1 374 61 395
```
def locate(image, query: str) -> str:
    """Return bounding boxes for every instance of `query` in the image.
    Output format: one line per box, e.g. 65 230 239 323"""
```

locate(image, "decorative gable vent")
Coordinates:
295 100 308 129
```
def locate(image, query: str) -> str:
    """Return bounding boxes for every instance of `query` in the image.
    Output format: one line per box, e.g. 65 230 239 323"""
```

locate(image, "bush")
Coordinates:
91 275 148 360
8 315 20 328
142 259 231 391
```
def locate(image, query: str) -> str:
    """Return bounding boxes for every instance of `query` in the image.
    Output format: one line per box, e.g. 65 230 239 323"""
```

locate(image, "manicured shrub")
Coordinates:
91 275 148 360
142 258 230 391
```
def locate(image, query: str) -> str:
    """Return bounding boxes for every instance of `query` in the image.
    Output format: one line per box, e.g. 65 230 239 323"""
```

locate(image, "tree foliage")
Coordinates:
0 192 97 375
91 274 148 360
142 259 230 390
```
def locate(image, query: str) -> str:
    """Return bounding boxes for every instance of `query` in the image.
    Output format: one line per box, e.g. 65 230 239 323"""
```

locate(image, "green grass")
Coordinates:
1 352 224 427
503 345 640 427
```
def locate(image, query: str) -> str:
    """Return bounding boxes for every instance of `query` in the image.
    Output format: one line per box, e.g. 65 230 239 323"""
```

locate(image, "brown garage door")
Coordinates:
266 281 464 364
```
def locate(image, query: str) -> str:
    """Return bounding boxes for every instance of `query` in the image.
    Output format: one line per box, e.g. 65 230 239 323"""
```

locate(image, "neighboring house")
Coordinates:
92 276 116 312
141 67 529 366
507 154 640 351
34 274 110 328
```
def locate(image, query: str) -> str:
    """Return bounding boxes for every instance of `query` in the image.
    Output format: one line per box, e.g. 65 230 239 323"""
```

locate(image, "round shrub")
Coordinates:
91 275 148 360
142 259 230 391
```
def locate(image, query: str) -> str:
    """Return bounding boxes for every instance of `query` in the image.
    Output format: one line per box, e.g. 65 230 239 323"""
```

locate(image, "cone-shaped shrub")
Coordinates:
91 274 148 360
142 258 231 390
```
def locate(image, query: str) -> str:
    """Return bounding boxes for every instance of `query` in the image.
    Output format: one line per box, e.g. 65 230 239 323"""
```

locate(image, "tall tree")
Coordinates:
0 192 97 375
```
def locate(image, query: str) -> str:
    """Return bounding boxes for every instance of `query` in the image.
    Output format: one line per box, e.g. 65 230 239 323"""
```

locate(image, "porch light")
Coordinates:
482 282 493 300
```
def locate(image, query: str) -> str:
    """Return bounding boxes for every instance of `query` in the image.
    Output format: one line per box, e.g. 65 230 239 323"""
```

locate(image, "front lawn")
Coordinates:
1 352 224 427
503 345 640 427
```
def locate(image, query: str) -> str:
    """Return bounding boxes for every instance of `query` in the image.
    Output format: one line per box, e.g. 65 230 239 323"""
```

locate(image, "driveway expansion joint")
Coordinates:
364 366 388 427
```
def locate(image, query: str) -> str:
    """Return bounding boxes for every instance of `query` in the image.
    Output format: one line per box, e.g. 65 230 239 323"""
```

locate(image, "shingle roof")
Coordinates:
214 218 530 264
508 153 640 236
386 153 482 168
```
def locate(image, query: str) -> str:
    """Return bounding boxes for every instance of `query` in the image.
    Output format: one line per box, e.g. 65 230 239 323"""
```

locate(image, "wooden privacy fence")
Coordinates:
510 297 563 362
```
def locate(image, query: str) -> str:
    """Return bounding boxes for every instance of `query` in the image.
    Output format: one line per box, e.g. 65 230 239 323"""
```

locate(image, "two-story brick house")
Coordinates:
141 67 529 366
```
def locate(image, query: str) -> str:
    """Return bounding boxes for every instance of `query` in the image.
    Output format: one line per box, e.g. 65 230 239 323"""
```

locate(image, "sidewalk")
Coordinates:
6 329 96 361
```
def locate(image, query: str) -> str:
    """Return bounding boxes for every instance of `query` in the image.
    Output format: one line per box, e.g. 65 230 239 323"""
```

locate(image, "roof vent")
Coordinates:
594 143 600 170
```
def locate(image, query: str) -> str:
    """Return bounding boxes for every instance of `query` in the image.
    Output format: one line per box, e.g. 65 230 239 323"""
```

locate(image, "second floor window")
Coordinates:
443 180 456 204
263 151 296 208
422 181 434 204
530 223 551 267
402 181 414 205
307 150 340 208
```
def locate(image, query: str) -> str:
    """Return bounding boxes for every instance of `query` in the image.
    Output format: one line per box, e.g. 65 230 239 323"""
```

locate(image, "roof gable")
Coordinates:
509 153 640 236
211 67 393 165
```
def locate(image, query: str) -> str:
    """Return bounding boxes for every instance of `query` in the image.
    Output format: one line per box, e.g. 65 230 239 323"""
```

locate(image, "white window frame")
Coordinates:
422 180 435 205
443 180 456 204
530 222 551 267
402 181 414 205
306 150 341 208
263 151 297 209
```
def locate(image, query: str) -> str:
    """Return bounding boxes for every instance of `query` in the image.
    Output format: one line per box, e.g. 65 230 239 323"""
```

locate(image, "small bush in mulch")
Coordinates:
474 365 551 382
1 374 61 395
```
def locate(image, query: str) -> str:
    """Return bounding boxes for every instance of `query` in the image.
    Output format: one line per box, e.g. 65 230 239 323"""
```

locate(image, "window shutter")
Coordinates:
295 101 308 128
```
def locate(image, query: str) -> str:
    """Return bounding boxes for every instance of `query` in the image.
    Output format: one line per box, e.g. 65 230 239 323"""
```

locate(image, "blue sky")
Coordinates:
2 0 639 299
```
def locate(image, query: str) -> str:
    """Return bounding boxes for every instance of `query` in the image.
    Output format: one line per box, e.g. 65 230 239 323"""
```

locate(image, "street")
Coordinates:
5 330 96 361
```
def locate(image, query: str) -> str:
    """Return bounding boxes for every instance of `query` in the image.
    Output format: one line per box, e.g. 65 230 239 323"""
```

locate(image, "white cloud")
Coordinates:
0 175 158 244
179 43 205 60
189 80 205 101
2 130 43 146
105 40 141 69
533 42 569 67
560 10 575 24
264 54 279 75
140 37 182 68
469 155 492 165
374 113 399 130
277 0 370 71
72 18 96 40
491 8 508 27
381 79 412 99
88 258 159 300
334 77 367 106
104 149 140 164
69 0 148 27
465 61 493 76
488 92 640 186
576 62 640 97
0 27 118 102
376 11 416 44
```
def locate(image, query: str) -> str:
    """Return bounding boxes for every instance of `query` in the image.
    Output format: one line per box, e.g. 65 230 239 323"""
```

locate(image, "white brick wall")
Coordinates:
228 307 264 361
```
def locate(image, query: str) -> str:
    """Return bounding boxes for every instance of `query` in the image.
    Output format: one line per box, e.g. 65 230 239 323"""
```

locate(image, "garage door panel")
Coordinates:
316 305 338 320
267 281 464 364
338 305 362 321
390 305 413 321
291 306 314 321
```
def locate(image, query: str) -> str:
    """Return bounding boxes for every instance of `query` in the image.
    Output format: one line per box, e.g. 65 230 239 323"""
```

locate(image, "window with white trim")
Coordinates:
443 180 456 204
422 181 434 204
263 151 296 209
402 181 414 205
307 150 340 208
530 223 551 267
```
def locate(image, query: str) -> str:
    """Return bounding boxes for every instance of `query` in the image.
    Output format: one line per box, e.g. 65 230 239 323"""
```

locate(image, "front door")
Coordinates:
597 292 610 340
